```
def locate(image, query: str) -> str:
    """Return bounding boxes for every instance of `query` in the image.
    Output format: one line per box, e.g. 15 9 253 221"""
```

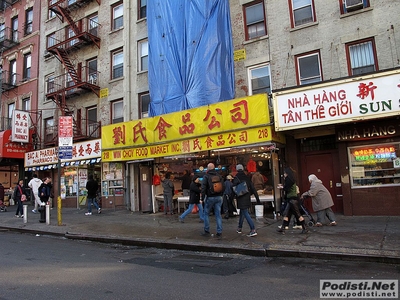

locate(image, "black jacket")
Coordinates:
233 170 260 209
189 181 201 204
201 169 224 199
176 173 191 190
86 179 98 198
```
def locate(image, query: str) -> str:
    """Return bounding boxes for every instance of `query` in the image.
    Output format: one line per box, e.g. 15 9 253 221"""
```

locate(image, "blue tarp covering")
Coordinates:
147 0 235 116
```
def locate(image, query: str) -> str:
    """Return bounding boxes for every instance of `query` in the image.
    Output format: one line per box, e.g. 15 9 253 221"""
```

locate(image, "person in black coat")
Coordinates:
14 179 26 218
175 170 192 197
178 175 204 223
233 164 260 237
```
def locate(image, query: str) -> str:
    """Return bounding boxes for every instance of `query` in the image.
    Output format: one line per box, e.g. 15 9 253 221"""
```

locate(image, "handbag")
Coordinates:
191 204 199 214
21 194 27 202
233 181 249 197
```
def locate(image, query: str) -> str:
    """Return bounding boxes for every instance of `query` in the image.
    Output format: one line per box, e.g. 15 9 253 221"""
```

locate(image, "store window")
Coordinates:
348 142 400 188
243 1 266 40
102 162 124 197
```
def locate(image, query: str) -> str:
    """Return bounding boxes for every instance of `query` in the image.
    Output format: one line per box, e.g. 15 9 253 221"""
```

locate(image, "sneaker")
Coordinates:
216 233 222 239
178 217 184 223
278 225 289 230
98 208 101 214
85 212 92 216
15 215 20 218
236 228 242 234
247 230 257 237
201 231 210 237
21 215 24 218
293 225 303 229
329 221 337 226
315 222 323 227
32 209 37 214
277 228 286 234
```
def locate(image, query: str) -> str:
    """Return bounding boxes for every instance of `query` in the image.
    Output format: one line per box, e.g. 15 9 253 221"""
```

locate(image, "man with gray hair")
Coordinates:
201 163 224 238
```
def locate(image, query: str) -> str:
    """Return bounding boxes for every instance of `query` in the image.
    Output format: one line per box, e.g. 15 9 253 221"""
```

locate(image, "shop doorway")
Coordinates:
139 164 153 212
300 151 343 213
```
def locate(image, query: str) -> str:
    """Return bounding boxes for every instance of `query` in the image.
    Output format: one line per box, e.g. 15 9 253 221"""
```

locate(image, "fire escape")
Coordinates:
45 0 101 145
0 0 20 130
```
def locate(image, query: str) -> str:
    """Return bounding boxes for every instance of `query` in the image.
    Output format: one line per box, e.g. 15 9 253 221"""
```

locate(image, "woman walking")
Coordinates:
178 175 204 223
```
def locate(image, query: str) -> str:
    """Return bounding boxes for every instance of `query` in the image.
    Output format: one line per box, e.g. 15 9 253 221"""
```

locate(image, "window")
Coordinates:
112 3 123 30
346 39 377 76
11 16 18 42
7 103 15 128
295 51 322 85
44 117 54 143
25 8 33 35
138 39 148 72
243 1 266 40
112 49 123 79
139 92 150 118
22 97 30 111
23 53 31 80
48 0 56 19
0 23 4 41
47 32 56 48
248 65 271 95
88 15 99 36
341 0 370 14
112 100 124 124
67 27 78 47
87 58 98 84
87 107 98 136
349 142 400 188
138 0 147 19
45 73 55 94
9 59 17 85
290 0 315 27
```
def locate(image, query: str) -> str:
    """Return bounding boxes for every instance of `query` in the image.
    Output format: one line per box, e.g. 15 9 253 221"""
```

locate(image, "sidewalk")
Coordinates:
0 206 399 264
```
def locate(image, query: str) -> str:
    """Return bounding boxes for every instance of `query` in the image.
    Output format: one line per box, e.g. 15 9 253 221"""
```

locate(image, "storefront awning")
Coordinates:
0 129 33 159
25 157 101 171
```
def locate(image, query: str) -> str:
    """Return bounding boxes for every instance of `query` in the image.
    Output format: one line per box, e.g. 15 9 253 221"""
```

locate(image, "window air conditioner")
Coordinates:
344 0 364 11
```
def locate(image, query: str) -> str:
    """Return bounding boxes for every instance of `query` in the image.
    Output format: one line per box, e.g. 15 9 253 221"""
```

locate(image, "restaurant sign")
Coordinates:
102 94 270 150
102 125 285 162
273 69 400 131
25 139 101 167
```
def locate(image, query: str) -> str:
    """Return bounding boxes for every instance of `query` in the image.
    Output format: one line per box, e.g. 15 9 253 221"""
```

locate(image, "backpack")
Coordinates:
209 174 223 194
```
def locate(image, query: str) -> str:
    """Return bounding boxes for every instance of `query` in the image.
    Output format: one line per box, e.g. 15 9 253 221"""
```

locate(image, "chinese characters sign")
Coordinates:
25 139 102 167
102 94 270 149
12 110 30 143
273 70 400 131
102 126 285 162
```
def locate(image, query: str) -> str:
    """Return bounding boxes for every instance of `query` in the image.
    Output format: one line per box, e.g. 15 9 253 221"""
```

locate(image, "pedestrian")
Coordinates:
0 182 4 201
200 163 224 238
233 164 260 237
162 172 175 215
222 174 236 219
178 175 204 223
175 170 191 197
28 173 43 214
14 179 26 218
251 170 265 191
38 177 52 205
301 174 337 226
85 174 101 216
277 167 309 234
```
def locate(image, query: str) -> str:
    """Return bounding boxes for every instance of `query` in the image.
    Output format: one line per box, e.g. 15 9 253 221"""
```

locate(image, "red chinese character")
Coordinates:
179 113 195 135
78 145 85 156
227 133 236 144
113 125 126 145
230 100 249 125
203 108 222 130
193 138 202 151
238 131 248 143
182 140 190 152
133 121 148 143
204 136 214 148
72 145 77 157
85 144 92 155
216 134 225 147
154 117 172 141
357 82 377 100
93 141 101 154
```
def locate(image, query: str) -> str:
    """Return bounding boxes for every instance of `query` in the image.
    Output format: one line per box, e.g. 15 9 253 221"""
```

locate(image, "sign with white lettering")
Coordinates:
11 110 30 143
273 69 400 131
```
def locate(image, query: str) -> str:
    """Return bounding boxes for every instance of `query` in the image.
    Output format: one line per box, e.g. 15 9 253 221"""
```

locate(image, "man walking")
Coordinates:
201 163 224 238
28 174 43 213
85 174 101 215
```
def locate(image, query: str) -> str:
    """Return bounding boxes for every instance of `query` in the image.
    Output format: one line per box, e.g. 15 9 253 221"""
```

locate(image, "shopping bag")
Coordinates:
191 204 199 214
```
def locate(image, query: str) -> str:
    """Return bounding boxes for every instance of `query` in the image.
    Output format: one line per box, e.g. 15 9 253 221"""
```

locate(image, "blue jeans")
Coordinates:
203 196 223 234
163 193 173 213
238 208 255 231
180 203 204 220
87 197 99 213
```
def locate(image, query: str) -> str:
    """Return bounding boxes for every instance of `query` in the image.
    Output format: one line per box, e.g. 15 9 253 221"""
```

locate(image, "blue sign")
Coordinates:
59 146 73 160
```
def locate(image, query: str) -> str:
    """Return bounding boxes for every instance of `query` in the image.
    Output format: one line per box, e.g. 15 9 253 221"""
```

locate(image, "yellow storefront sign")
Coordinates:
102 125 285 162
102 94 270 149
